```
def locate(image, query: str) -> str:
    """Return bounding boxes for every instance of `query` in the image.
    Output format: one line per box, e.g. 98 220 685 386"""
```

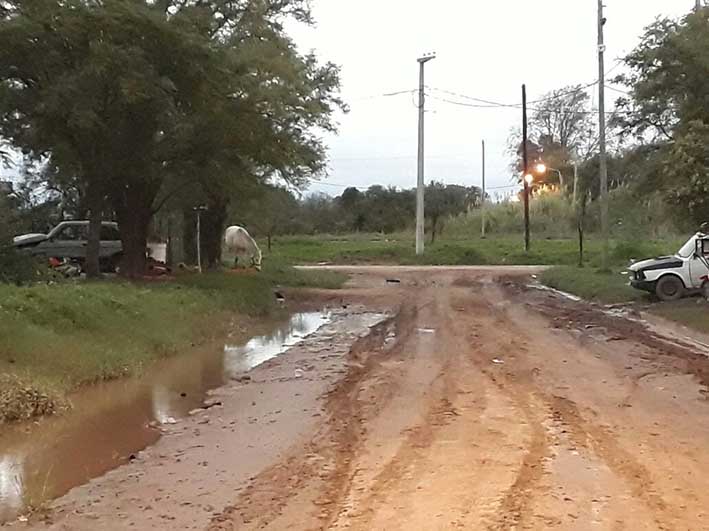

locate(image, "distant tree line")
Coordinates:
231 182 483 244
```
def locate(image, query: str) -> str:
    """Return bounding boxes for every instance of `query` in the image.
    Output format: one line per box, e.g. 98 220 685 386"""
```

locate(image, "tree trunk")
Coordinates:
430 217 438 244
202 201 227 269
267 233 272 252
85 206 102 278
116 195 152 279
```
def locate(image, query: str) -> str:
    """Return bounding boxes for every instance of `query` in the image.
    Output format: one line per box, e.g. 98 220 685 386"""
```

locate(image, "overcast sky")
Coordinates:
290 0 693 198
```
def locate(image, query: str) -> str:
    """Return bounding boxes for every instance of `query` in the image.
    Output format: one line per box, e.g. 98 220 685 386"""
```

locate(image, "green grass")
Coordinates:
266 233 683 268
0 260 345 423
539 266 644 304
651 300 709 335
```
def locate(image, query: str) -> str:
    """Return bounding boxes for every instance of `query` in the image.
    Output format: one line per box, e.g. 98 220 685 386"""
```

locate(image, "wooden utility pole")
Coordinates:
481 140 486 238
522 84 530 252
598 0 609 270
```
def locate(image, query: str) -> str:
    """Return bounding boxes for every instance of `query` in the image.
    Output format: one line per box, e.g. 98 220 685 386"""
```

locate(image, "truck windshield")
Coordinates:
677 236 697 258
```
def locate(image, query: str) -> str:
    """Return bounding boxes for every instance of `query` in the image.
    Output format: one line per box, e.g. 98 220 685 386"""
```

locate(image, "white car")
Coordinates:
628 232 709 301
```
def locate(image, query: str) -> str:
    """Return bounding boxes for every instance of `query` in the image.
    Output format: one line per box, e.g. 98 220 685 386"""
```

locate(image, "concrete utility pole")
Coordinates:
697 0 702 12
598 0 609 271
416 53 435 256
481 140 486 238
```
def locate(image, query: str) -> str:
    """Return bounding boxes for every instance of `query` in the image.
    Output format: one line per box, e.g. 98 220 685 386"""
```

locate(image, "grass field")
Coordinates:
0 261 345 423
266 233 683 269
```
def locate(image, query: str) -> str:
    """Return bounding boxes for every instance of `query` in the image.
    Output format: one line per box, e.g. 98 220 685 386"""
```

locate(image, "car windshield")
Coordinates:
677 236 697 258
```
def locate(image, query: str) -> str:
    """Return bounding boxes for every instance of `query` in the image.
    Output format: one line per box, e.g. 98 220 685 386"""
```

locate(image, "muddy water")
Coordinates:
0 311 329 522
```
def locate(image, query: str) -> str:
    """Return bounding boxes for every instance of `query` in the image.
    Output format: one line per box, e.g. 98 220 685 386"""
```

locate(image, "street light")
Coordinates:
535 162 564 189
524 174 534 186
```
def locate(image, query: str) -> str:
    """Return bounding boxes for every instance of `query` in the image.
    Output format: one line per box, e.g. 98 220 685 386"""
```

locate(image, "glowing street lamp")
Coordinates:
524 173 534 186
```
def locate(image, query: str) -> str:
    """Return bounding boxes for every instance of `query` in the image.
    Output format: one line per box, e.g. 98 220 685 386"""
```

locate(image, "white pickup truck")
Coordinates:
628 232 709 301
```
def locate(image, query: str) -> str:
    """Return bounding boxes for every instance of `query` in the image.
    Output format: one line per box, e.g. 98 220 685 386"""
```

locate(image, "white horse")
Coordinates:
224 226 262 270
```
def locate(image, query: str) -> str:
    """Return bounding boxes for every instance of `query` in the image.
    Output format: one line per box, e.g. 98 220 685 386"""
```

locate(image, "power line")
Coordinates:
348 89 416 102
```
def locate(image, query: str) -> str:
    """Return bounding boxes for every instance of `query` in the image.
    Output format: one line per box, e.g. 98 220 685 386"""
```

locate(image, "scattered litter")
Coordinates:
294 368 304 378
163 417 178 425
491 358 505 364
417 328 436 334
18 516 28 523
386 279 401 284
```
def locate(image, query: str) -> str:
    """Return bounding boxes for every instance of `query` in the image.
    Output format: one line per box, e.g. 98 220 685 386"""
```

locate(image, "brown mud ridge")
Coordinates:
9 266 709 530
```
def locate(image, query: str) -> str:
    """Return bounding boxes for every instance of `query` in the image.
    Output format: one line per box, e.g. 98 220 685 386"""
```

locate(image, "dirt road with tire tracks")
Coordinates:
16 267 709 530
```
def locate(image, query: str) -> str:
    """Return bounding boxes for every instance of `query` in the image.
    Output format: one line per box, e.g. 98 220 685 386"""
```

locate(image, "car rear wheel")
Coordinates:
655 275 685 301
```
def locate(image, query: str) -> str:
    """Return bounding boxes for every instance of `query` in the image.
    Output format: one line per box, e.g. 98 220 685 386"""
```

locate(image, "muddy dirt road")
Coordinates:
12 267 709 530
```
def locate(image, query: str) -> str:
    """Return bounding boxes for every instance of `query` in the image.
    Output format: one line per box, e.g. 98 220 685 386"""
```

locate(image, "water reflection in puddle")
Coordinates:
0 311 330 522
224 312 329 376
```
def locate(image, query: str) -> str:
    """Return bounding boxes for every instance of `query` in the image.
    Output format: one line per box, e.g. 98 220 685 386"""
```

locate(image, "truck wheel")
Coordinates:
655 275 685 301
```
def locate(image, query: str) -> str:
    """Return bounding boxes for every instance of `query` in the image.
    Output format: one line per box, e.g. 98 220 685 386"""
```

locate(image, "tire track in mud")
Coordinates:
451 285 553 530
543 394 679 530
208 310 406 530
478 281 683 530
209 299 421 530
331 284 494 529
326 292 457 527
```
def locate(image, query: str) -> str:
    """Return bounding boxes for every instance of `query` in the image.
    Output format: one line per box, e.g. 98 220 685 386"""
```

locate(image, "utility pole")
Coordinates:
697 0 702 11
522 84 531 252
481 140 486 238
193 205 207 273
598 0 609 271
416 52 435 256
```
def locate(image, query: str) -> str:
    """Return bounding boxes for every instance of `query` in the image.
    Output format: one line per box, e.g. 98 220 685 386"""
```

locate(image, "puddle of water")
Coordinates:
0 311 329 522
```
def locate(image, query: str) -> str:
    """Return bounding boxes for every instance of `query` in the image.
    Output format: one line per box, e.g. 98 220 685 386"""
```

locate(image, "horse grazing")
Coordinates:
224 226 262 271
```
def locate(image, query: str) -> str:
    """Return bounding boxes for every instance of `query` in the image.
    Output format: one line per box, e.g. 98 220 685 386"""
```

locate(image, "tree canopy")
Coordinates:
0 0 344 275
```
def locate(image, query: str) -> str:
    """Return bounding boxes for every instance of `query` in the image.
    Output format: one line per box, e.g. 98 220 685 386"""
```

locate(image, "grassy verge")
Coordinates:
0 260 345 423
540 266 709 337
651 300 709 335
539 266 643 304
266 234 683 267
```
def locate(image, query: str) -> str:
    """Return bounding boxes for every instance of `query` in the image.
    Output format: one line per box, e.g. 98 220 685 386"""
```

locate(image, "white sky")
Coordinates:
290 0 693 197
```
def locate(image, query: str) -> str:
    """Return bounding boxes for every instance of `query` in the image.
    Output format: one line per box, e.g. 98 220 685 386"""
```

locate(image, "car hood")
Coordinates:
628 255 683 272
13 233 48 246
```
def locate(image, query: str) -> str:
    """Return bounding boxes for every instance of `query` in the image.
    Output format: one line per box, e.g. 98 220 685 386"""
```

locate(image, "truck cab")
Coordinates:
628 232 709 301
13 221 123 272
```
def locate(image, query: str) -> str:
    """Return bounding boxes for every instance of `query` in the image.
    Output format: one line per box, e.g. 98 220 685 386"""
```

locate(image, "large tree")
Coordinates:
0 0 343 277
508 85 600 190
614 8 709 225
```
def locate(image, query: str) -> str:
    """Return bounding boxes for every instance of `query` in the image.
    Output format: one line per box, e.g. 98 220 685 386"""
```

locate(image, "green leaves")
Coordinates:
613 9 709 228
0 0 343 276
